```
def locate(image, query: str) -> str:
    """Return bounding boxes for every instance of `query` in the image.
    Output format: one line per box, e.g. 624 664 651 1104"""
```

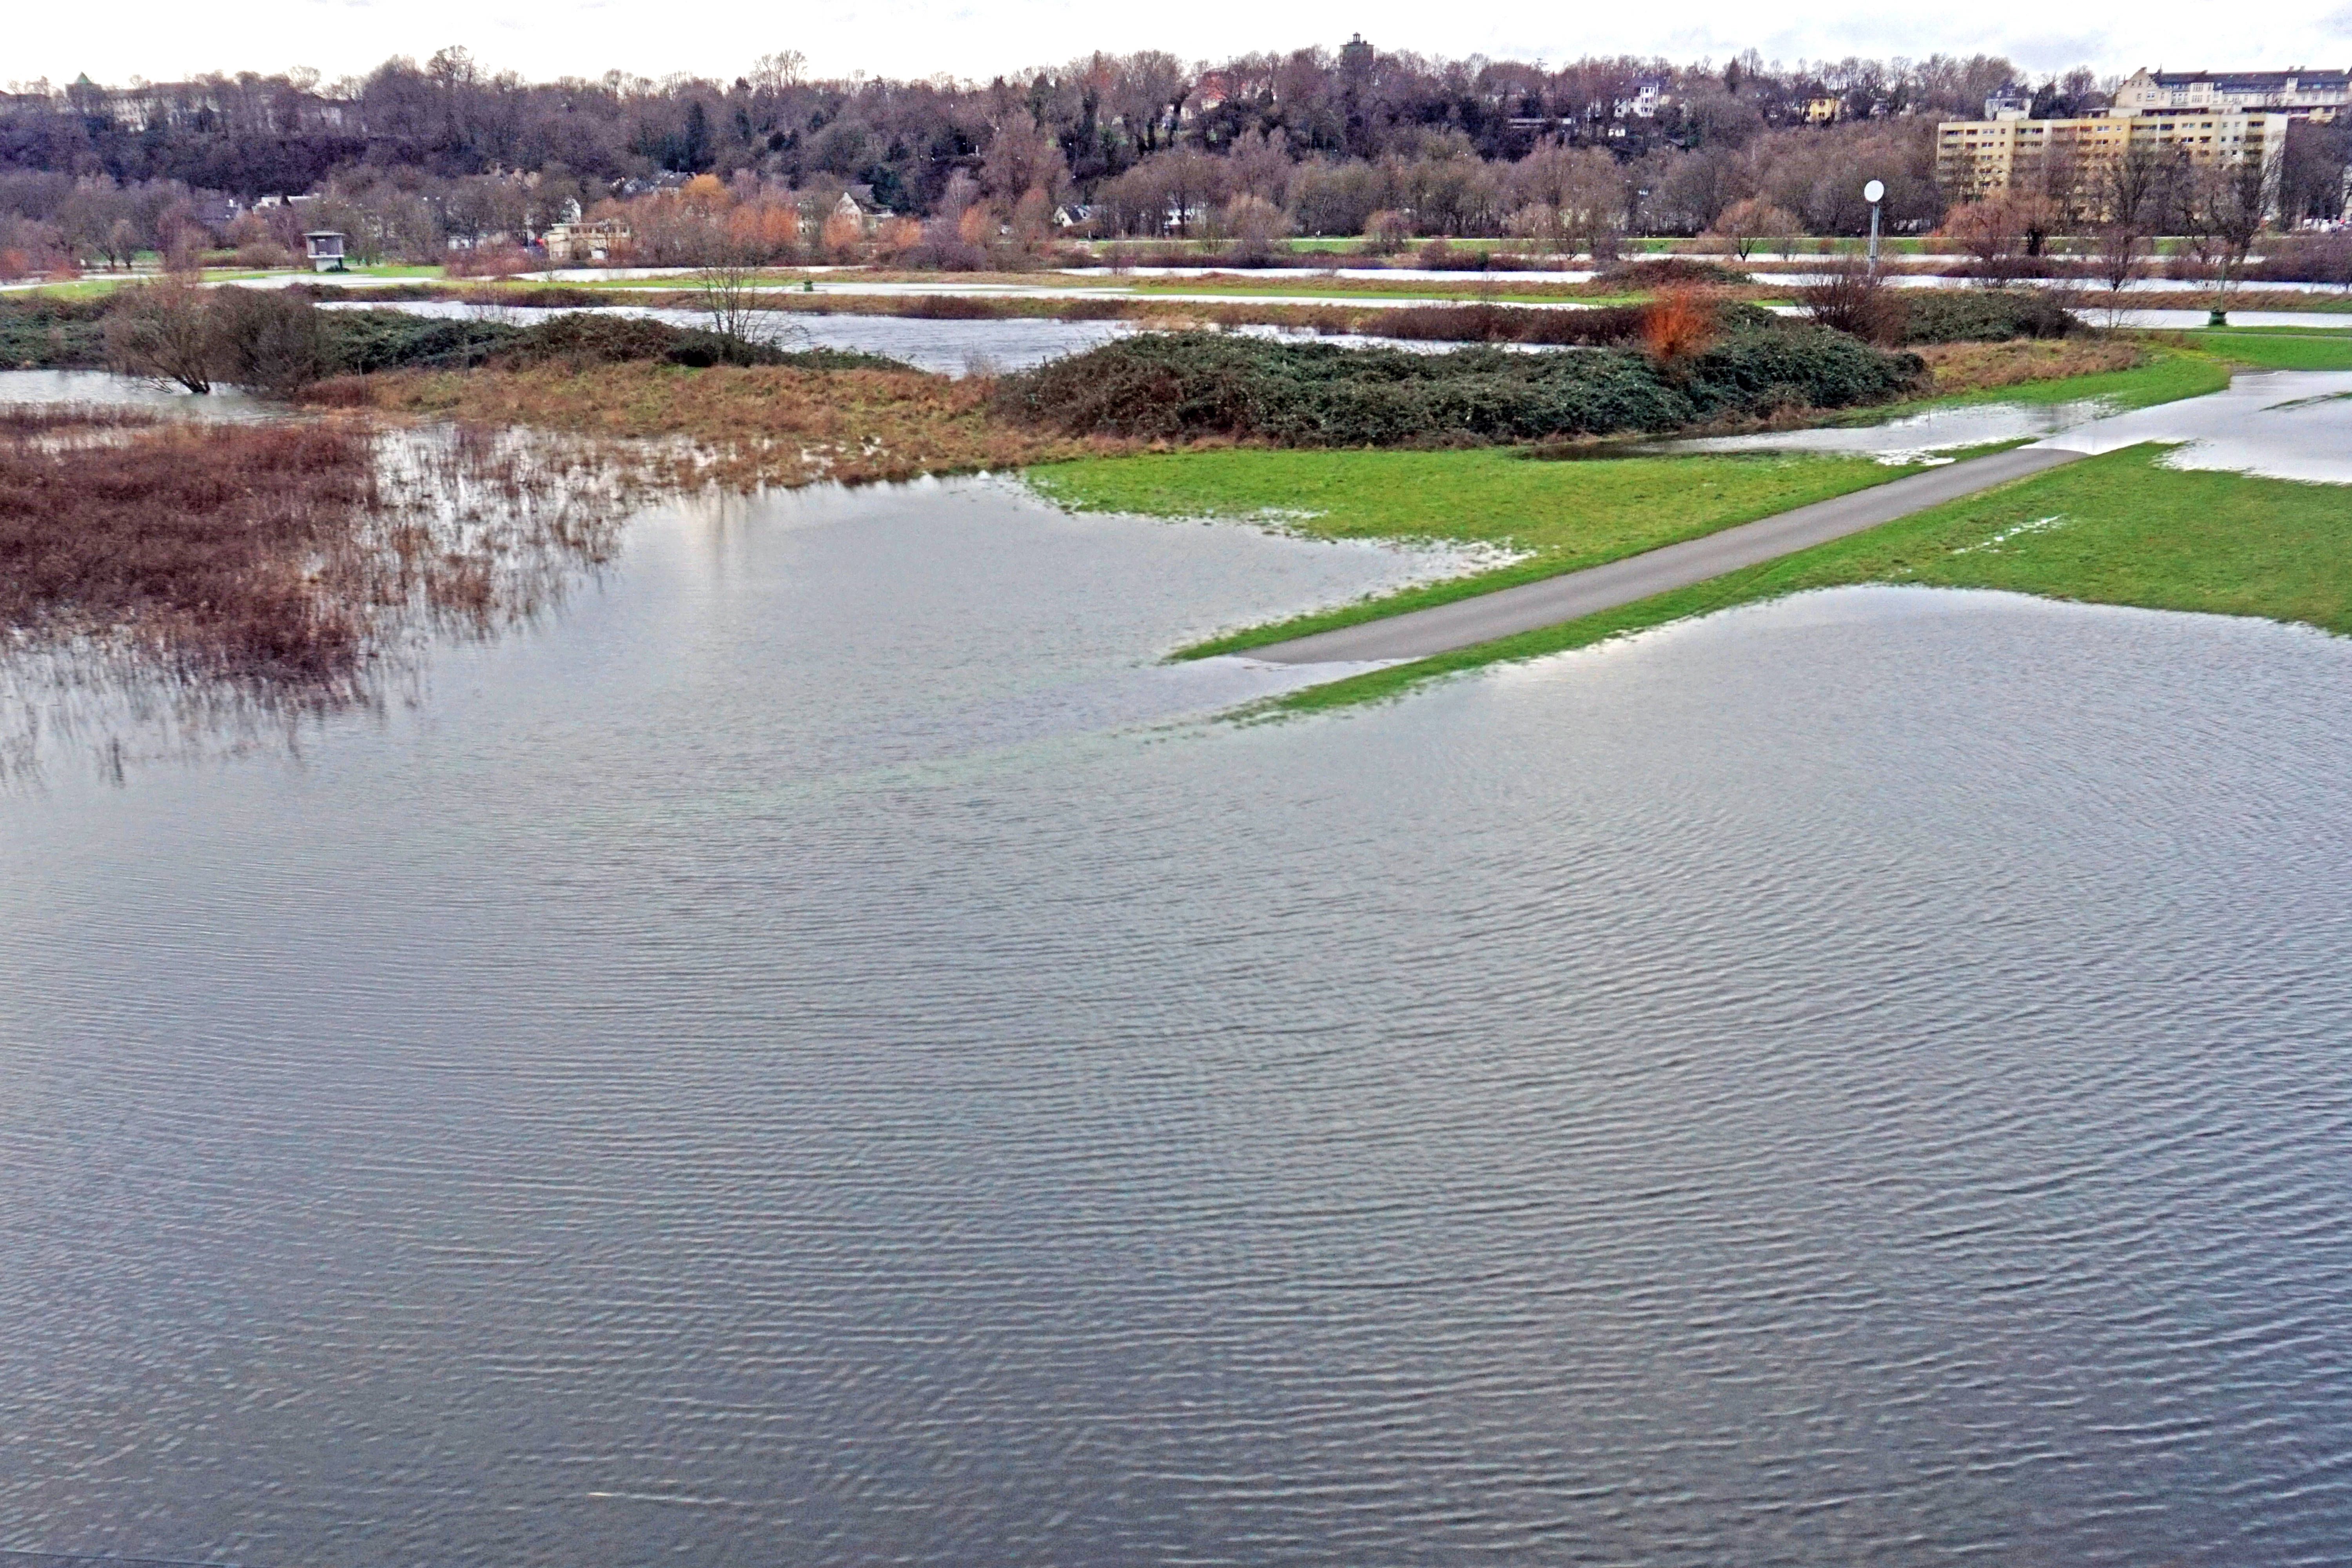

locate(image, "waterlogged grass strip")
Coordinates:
1027 447 1934 657
1266 445 2352 713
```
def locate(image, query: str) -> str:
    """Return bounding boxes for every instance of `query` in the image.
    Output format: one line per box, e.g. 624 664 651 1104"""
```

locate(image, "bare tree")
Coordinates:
692 240 768 346
1709 196 1801 261
1219 193 1293 262
209 286 325 395
2188 152 2277 319
105 281 216 393
2089 144 2171 318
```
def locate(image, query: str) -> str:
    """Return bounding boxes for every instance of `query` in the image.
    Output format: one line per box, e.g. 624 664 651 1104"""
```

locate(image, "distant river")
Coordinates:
4 475 2351 1566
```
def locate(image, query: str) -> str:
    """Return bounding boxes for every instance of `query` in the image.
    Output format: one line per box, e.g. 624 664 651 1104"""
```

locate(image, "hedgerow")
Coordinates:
996 328 1922 446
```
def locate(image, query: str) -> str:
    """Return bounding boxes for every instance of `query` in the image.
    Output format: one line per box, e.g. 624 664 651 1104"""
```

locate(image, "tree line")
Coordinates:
2 41 2346 276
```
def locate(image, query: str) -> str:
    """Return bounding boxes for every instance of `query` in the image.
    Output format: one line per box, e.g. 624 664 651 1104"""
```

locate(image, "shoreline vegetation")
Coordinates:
3 273 2345 707
0 407 632 697
1251 446 2352 713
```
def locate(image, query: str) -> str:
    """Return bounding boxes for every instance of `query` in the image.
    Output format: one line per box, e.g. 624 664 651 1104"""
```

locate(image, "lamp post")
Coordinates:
1864 179 1885 273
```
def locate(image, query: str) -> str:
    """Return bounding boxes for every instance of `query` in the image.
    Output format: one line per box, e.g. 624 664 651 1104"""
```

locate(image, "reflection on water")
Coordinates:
346 299 1138 375
0 369 277 418
1650 397 2117 461
2040 369 2352 482
4 472 2352 1566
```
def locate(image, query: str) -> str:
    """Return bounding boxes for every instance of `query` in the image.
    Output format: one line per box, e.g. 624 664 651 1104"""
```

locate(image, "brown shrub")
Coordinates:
447 245 539 279
1799 260 1906 346
1640 288 1718 363
0 413 630 691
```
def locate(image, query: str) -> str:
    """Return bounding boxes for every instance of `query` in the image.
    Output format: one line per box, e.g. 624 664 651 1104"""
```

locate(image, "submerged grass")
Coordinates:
0 411 631 694
0 417 381 681
1266 445 2352 712
1026 447 1926 656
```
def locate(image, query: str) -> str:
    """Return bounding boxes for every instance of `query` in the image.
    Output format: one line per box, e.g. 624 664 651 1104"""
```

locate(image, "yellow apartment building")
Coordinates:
1935 109 2292 216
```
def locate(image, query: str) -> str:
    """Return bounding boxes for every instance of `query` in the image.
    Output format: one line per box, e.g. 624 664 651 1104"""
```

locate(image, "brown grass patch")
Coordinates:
1915 336 2145 395
332 362 1136 488
0 418 377 681
0 403 164 436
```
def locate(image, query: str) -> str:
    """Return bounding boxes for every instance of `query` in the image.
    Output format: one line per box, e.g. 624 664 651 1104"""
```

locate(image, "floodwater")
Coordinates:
1650 369 2352 476
0 368 275 418
330 298 1138 376
6 459 2352 1565
1651 397 2119 461
2040 369 2352 481
339 299 1585 371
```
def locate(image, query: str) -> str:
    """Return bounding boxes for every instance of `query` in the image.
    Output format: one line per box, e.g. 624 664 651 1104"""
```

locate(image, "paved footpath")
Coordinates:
1245 445 2087 665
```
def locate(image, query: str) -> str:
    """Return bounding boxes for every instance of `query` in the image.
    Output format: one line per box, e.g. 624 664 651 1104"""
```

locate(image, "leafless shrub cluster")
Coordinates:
103 281 325 395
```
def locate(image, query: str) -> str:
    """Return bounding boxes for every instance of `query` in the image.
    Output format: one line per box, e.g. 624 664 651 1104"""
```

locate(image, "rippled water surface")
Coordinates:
5 476 2352 1566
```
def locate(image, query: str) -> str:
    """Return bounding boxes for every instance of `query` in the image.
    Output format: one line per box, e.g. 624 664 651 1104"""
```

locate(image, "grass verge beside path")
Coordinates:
1270 445 2352 712
1026 448 1927 657
1886 346 2228 417
2178 328 2352 372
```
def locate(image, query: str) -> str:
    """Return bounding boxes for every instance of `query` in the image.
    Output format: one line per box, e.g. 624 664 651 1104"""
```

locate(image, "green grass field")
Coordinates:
1270 445 2352 711
1025 448 1926 657
1874 348 2232 421
2185 328 2352 372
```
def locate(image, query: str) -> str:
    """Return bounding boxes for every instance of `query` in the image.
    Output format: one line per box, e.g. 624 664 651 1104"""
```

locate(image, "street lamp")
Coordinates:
1864 179 1885 273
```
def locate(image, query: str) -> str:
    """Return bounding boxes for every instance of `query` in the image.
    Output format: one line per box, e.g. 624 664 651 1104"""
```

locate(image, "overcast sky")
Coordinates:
13 0 2352 88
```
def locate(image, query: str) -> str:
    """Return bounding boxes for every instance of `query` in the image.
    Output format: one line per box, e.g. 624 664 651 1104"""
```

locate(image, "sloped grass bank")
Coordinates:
1267 445 2352 712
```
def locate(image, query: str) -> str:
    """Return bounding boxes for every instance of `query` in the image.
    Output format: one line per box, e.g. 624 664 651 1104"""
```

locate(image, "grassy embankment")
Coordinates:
1031 449 1931 656
1022 332 2339 702
1267 446 2352 711
1022 343 2218 650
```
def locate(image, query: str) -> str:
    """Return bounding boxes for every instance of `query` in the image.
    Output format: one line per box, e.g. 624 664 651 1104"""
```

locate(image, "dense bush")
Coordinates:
313 307 909 376
485 312 905 370
210 287 329 394
997 328 1920 446
1370 298 1779 348
319 309 523 373
0 295 110 368
2241 233 2352 287
1896 290 2078 343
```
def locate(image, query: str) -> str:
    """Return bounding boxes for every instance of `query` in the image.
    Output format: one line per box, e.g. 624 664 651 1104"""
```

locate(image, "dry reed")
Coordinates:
334 363 1136 488
0 409 632 695
1913 338 2145 394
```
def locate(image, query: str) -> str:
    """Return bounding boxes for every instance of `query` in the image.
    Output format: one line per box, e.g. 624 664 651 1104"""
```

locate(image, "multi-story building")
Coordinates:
1937 107 2292 217
2111 67 2348 120
1935 65 2342 218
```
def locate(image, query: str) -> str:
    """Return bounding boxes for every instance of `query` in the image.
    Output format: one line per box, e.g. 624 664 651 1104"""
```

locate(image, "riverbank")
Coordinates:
1265 443 2352 711
1030 449 1933 657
